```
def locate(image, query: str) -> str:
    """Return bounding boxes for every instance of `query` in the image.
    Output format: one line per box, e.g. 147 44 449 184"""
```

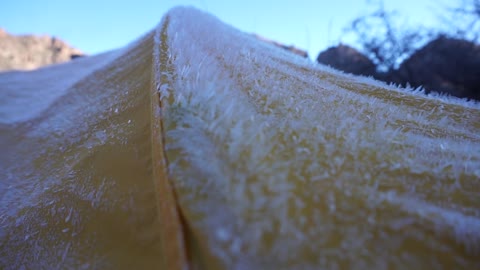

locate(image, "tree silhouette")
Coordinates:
443 0 480 42
342 0 479 73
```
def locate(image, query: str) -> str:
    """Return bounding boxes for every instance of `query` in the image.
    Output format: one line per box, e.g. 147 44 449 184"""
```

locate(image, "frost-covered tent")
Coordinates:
1 7 480 270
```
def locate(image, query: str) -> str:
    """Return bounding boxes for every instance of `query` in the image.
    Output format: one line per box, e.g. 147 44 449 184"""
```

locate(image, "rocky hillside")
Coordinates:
0 28 85 71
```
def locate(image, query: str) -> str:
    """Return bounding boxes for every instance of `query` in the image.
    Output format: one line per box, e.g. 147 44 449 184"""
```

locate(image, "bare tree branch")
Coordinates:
441 0 480 42
343 1 433 72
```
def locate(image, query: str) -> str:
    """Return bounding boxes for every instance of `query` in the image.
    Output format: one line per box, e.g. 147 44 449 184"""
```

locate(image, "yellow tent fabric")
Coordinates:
1 7 479 269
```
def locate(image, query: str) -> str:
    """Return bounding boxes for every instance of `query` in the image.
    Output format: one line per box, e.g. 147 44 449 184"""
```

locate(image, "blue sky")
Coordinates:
1 0 443 59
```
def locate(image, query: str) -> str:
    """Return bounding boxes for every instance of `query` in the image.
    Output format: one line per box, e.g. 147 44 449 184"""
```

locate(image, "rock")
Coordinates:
395 36 480 100
0 28 85 71
316 38 480 101
316 44 376 76
254 34 309 58
0 28 7 37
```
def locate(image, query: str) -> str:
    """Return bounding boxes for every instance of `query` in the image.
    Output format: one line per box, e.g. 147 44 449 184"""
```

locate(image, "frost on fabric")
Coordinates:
155 7 480 269
0 50 126 125
1 5 477 270
0 30 163 269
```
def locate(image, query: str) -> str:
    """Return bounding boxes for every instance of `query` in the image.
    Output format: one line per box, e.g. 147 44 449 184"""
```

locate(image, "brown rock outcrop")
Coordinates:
316 38 480 101
317 44 377 76
0 28 85 71
394 36 480 100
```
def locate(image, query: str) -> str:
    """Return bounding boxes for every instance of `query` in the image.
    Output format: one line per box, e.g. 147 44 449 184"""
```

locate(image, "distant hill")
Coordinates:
0 28 85 71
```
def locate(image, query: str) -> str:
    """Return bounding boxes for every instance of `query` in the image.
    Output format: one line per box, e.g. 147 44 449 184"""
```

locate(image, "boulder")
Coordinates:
395 36 480 100
316 44 376 76
316 38 480 101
